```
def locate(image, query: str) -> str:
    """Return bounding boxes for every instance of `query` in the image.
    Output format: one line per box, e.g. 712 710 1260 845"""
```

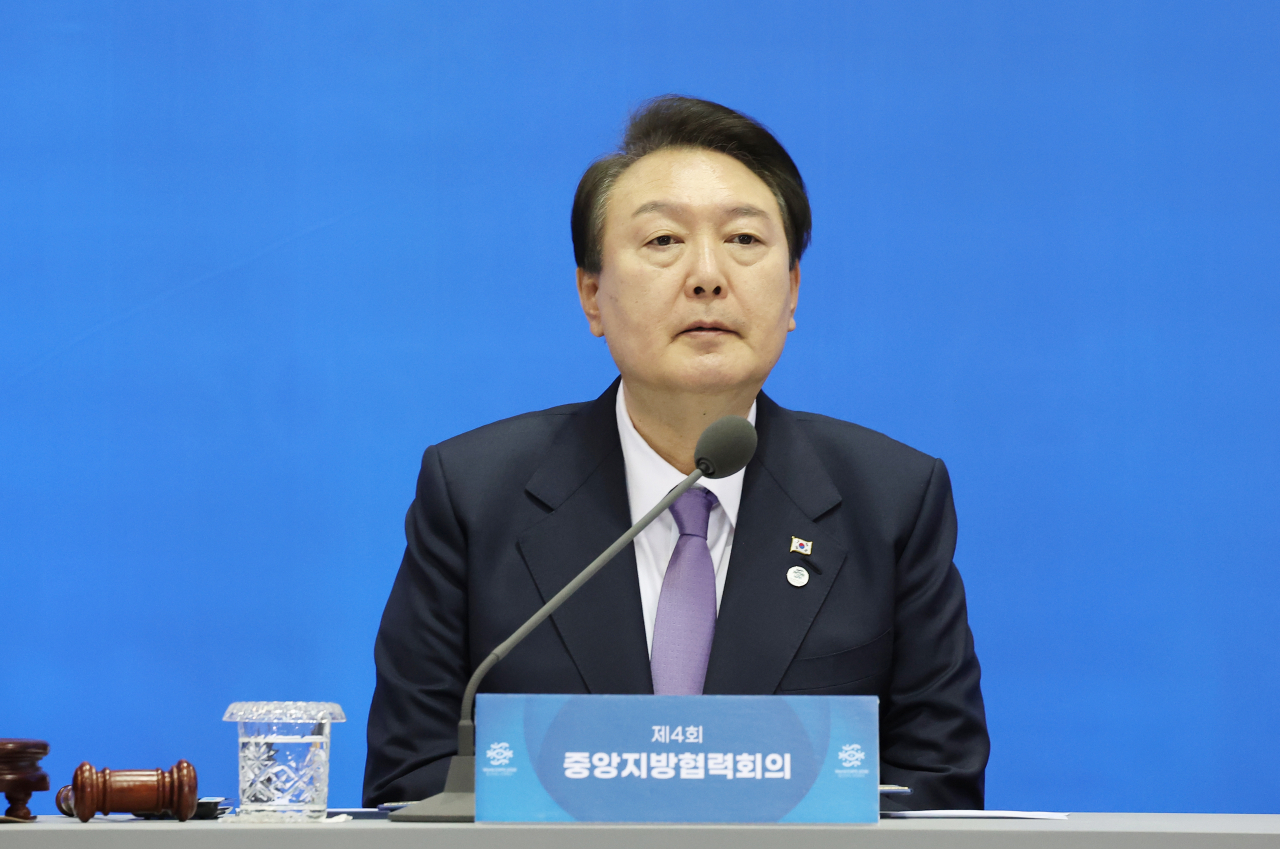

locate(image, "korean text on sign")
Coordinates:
564 752 790 780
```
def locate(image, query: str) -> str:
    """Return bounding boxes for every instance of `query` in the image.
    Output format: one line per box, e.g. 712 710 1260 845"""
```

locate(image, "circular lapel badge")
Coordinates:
786 566 809 587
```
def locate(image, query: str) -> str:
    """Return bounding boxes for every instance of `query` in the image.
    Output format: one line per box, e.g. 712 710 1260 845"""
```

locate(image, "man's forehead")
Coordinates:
620 147 774 192
607 149 782 224
630 200 772 221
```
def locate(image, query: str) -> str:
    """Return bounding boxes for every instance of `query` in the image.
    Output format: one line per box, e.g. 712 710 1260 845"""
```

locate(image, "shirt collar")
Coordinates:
615 381 755 527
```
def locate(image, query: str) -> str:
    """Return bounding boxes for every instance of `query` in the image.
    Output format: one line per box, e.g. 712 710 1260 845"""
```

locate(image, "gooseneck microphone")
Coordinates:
390 414 757 822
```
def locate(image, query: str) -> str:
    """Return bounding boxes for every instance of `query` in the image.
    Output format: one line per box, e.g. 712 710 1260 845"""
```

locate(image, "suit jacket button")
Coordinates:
786 566 809 587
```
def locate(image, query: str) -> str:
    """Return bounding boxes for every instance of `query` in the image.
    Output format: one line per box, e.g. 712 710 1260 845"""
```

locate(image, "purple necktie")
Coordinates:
650 487 719 695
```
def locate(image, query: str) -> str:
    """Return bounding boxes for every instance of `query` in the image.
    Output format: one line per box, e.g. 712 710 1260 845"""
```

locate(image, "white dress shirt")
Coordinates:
615 383 757 655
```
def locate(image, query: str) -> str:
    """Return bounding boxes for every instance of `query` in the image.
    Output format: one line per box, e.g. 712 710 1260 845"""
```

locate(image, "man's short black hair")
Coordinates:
571 95 811 274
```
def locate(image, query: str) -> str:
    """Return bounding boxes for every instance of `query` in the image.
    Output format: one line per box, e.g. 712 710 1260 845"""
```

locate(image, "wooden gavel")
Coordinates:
56 760 198 822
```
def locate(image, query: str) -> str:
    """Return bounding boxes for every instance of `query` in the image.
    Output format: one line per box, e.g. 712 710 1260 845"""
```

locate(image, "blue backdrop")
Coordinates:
3 0 1277 815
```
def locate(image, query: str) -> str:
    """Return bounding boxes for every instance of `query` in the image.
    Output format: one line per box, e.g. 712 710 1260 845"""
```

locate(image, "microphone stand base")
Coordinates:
387 792 474 822
387 756 475 823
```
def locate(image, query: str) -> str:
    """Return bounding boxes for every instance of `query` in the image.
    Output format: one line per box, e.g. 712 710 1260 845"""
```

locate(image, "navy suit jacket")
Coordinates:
363 380 989 809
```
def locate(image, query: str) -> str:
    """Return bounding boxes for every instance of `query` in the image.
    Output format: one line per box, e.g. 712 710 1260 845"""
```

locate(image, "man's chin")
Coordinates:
654 363 764 398
615 346 773 398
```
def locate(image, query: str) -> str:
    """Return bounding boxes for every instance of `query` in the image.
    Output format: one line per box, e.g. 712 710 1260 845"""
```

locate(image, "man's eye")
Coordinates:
651 235 674 247
731 234 757 245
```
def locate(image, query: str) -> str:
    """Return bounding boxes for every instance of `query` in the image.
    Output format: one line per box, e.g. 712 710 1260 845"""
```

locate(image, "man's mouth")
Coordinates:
679 321 735 336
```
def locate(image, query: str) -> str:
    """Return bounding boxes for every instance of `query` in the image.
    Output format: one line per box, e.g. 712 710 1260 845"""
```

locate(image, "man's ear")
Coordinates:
787 261 801 332
576 267 606 338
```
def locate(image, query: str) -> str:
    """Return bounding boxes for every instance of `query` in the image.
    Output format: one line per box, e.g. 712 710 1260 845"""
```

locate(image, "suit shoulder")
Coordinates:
430 401 588 466
788 410 940 481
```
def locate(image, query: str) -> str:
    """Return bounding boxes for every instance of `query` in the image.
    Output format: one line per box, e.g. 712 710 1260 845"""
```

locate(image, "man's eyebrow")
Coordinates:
632 201 681 218
630 202 771 219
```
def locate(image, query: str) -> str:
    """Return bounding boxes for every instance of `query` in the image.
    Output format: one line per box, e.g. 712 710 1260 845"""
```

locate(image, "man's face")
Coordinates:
578 147 800 399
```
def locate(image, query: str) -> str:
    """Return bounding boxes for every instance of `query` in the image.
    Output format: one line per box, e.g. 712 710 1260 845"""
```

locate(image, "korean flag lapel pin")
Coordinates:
787 537 813 587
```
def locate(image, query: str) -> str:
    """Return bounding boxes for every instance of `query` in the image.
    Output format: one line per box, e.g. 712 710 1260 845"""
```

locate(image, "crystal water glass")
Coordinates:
223 701 345 821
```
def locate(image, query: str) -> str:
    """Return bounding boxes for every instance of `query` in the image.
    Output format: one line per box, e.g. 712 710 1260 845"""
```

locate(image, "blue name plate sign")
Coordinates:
475 693 879 823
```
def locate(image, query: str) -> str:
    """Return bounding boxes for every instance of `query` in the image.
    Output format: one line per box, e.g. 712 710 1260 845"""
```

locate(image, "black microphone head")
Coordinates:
695 415 757 479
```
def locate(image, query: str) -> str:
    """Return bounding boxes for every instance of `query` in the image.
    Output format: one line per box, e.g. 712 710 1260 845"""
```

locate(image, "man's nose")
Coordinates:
686 237 728 298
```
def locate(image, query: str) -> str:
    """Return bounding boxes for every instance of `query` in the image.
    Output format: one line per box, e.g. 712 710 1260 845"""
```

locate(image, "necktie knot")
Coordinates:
669 487 718 539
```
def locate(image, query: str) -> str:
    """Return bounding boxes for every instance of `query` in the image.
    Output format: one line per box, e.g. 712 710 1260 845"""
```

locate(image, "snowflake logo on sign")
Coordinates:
838 744 866 768
486 742 514 766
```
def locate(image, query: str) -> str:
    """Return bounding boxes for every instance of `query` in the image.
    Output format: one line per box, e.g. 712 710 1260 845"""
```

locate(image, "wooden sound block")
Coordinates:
56 760 198 822
0 739 50 822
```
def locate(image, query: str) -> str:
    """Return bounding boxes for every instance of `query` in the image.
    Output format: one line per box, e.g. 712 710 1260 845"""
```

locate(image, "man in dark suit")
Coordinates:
364 96 988 810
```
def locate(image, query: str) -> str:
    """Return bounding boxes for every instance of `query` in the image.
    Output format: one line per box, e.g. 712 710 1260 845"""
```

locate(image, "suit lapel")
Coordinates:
704 394 848 695
516 380 653 694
